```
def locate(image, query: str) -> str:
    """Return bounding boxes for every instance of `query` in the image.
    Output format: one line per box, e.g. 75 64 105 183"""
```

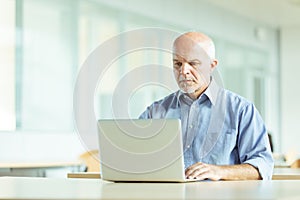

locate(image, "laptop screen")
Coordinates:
97 119 188 182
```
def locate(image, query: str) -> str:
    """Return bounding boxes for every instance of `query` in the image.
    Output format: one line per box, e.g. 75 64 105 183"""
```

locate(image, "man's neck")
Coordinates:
187 85 209 100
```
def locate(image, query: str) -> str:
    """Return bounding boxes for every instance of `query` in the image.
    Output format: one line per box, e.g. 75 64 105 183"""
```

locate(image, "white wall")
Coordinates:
280 27 300 155
98 0 277 50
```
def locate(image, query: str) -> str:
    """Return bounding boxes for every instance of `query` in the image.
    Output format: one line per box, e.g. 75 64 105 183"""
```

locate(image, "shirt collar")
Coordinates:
178 91 193 105
204 77 220 106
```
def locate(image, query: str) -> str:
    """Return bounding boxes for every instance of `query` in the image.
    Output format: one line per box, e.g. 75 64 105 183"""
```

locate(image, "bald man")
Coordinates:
139 32 274 180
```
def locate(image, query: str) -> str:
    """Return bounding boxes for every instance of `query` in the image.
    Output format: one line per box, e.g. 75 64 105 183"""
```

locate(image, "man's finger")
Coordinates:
185 163 205 178
188 167 208 179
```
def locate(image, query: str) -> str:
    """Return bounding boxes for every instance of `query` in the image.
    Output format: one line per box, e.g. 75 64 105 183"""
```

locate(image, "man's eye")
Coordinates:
174 62 182 67
189 62 199 67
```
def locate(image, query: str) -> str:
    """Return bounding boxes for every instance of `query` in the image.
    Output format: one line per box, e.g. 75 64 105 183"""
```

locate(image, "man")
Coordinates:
139 32 274 180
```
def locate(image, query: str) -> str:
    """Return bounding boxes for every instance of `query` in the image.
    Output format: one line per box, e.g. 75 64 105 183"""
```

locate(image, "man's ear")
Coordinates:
211 59 218 70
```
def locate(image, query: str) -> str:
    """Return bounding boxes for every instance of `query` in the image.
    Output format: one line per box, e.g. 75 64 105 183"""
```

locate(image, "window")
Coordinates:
0 0 16 131
6 0 181 132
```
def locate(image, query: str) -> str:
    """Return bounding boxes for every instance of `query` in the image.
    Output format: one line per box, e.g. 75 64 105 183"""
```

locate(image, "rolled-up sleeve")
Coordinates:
237 103 274 180
139 108 150 119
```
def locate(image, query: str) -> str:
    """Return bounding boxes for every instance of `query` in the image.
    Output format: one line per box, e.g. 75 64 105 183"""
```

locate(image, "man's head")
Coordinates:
172 32 218 99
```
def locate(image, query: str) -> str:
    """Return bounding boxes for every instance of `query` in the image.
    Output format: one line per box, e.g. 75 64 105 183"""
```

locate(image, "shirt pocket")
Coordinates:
224 129 238 149
207 129 238 164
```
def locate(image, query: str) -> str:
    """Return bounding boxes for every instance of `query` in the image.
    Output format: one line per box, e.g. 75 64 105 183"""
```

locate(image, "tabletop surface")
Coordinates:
0 177 300 199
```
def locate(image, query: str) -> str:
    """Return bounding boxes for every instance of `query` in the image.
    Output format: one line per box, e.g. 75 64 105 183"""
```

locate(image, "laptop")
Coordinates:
97 118 198 182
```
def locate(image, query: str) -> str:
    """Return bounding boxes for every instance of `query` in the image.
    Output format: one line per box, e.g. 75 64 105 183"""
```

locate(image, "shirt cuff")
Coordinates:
244 158 274 180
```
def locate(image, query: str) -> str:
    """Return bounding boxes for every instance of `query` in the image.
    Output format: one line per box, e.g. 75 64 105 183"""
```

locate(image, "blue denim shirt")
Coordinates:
139 79 274 180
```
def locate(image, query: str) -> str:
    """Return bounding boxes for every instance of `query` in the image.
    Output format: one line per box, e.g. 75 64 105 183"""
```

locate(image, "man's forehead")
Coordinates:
173 54 189 60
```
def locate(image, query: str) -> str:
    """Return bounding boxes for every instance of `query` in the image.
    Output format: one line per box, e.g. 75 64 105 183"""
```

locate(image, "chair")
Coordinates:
267 133 274 152
79 150 100 172
291 159 300 168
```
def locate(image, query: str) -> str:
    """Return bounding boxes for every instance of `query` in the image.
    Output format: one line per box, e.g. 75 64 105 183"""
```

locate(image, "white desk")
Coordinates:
0 177 300 199
67 168 300 180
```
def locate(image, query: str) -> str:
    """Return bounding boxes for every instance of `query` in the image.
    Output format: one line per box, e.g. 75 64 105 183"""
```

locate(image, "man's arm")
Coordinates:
185 162 261 181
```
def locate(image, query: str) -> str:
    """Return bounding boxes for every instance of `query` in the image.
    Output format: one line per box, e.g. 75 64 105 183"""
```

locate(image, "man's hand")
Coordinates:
185 162 221 181
185 162 261 181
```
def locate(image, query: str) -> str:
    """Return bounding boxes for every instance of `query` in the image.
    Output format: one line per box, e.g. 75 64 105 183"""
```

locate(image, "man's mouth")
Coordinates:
180 79 194 83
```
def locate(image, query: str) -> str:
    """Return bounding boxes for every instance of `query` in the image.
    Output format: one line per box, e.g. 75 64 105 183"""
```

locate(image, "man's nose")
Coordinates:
181 63 191 75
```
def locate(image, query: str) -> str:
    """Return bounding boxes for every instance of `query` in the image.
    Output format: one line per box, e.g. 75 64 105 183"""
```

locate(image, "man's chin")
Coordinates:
180 88 196 94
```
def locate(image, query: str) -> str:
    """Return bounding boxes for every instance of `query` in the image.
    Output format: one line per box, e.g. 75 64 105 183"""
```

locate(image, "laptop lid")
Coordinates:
97 119 190 182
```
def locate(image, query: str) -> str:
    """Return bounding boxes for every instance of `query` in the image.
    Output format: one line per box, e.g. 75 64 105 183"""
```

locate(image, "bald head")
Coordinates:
173 32 216 60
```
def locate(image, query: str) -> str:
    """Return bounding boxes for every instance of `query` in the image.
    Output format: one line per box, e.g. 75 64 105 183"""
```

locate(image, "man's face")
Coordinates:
173 37 214 98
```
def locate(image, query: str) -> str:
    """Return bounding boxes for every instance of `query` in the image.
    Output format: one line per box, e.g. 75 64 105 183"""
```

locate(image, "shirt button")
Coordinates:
187 145 190 148
189 125 193 128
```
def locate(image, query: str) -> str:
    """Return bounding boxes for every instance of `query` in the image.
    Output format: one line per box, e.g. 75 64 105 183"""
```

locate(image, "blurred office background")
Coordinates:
0 0 299 167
